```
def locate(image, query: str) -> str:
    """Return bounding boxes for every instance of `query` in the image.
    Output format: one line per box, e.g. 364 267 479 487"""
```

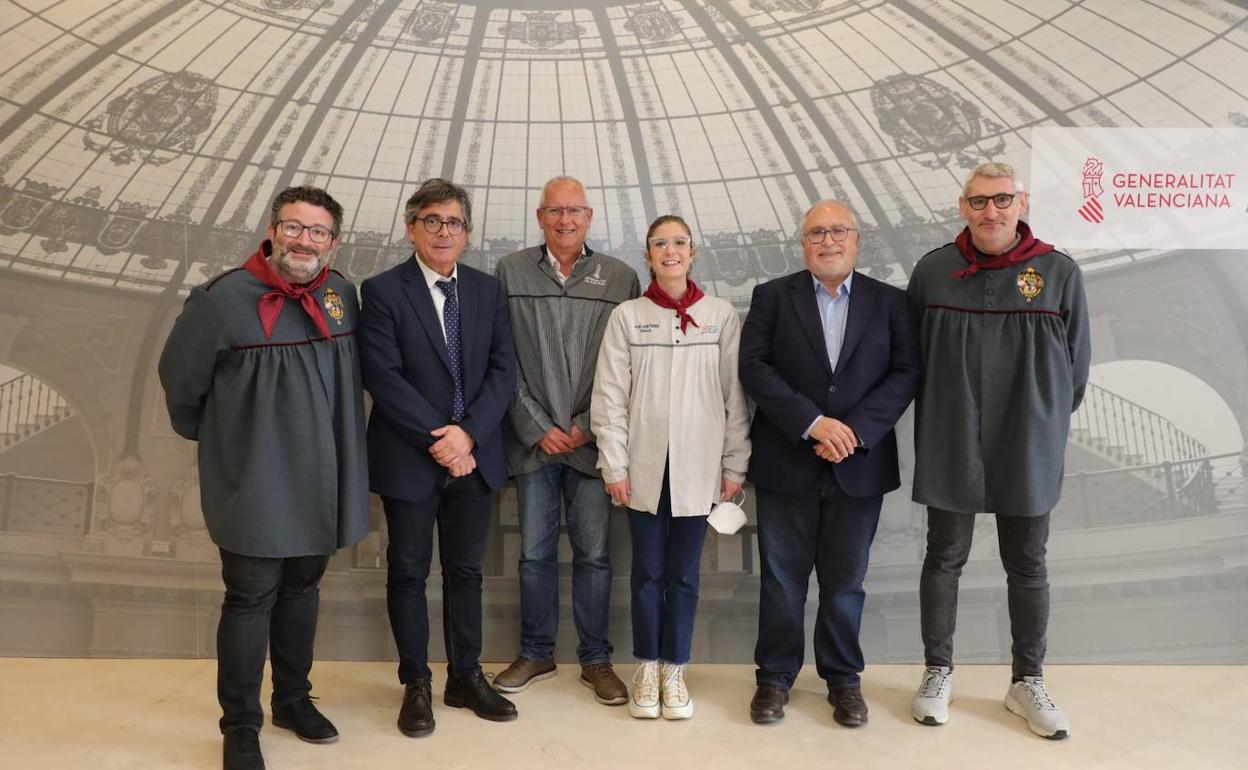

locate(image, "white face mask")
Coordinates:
708 490 748 535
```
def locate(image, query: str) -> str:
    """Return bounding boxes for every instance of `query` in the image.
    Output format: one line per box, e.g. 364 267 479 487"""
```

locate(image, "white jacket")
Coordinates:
591 293 751 517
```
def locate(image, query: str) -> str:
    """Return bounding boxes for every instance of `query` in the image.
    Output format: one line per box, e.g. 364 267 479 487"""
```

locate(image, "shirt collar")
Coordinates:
811 269 853 299
413 253 458 290
540 243 588 268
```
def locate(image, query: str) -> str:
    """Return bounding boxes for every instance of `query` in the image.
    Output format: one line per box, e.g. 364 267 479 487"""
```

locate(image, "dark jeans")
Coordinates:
628 472 708 665
516 463 613 664
920 507 1050 678
754 471 881 690
217 548 330 734
383 471 492 684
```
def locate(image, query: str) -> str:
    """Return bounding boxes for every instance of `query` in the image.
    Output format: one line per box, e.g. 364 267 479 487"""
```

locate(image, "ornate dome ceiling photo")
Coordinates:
1 0 1247 664
3 0 1245 306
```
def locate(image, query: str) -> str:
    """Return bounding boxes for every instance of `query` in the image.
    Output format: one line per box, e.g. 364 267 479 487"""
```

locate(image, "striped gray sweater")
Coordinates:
495 245 641 477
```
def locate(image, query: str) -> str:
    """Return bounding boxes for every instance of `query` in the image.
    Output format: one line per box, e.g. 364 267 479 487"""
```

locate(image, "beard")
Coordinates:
270 240 329 283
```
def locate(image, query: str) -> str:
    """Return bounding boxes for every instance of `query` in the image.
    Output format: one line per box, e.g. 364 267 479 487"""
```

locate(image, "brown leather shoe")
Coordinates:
491 656 556 693
580 662 628 705
829 687 868 727
750 684 789 724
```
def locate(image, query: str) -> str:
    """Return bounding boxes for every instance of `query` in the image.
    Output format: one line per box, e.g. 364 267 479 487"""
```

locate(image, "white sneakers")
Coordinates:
660 662 693 720
911 668 1070 739
1005 676 1071 740
630 660 660 718
910 666 953 725
630 660 693 720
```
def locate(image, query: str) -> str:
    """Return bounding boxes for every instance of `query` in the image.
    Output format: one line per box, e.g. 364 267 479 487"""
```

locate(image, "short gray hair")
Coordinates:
540 175 588 206
963 162 1025 196
404 178 472 232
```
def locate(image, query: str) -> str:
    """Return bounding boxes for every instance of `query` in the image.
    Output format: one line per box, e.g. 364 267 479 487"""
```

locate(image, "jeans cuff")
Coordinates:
578 655 611 666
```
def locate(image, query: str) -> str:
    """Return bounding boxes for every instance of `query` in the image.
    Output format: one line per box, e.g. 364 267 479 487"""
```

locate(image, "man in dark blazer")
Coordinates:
740 200 920 728
358 178 518 736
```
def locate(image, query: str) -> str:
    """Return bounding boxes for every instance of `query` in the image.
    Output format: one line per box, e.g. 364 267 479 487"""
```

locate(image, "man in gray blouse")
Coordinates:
492 176 639 705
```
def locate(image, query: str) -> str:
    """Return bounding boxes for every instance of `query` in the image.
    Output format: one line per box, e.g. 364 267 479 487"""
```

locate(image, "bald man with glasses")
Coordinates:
492 176 639 705
740 200 920 729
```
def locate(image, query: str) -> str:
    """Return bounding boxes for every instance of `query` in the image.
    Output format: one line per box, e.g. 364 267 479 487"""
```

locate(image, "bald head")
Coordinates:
800 200 861 292
537 176 593 261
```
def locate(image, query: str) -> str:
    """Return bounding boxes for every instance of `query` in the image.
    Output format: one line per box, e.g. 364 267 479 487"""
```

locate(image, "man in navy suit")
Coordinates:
358 178 518 736
740 200 920 728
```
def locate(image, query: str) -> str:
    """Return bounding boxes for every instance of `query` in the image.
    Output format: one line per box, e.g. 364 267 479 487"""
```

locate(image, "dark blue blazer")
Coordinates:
739 269 920 498
358 256 516 502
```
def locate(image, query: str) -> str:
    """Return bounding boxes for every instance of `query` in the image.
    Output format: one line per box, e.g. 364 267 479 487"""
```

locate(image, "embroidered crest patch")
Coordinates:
1017 266 1044 303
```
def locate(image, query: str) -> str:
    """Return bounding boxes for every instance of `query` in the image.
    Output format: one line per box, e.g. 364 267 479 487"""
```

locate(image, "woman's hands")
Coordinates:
605 476 631 507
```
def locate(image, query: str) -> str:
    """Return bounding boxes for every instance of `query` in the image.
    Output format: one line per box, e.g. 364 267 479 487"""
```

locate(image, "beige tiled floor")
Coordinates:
1 660 1244 769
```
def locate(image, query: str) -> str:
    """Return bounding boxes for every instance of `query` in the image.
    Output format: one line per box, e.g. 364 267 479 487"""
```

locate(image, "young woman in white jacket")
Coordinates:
591 215 751 720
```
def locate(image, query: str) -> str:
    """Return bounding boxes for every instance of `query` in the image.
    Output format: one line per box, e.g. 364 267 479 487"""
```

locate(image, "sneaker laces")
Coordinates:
661 663 688 705
1022 678 1058 711
633 661 659 703
918 668 951 698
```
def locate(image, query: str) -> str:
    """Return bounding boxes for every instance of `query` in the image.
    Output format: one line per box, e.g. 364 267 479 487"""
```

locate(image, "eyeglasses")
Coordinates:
964 193 1019 210
539 206 591 219
648 236 692 251
413 215 467 235
276 220 336 243
803 226 857 244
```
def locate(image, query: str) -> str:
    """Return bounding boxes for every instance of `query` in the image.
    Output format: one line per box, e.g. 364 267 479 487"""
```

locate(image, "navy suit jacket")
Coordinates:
739 269 920 498
358 256 516 502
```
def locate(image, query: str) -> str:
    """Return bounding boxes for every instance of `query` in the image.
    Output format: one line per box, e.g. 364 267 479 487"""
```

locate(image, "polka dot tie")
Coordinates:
435 277 465 423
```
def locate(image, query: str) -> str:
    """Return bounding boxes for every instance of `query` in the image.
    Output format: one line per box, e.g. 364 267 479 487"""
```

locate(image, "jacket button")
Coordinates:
828 385 836 393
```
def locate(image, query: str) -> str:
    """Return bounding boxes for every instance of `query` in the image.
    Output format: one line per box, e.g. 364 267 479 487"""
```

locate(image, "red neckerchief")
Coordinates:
243 241 332 340
953 222 1053 278
644 279 705 334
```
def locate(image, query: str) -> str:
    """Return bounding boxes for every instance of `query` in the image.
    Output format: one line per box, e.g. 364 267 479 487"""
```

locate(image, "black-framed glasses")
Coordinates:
803 226 857 244
276 220 336 243
539 205 591 219
414 215 467 235
648 236 692 251
965 193 1019 210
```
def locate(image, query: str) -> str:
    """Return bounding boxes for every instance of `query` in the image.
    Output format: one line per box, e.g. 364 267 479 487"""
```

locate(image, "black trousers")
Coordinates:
217 548 330 734
919 508 1051 678
383 471 493 684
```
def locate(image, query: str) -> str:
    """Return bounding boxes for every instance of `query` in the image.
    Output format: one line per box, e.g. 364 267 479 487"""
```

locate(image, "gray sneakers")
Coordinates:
1005 676 1071 740
910 666 953 726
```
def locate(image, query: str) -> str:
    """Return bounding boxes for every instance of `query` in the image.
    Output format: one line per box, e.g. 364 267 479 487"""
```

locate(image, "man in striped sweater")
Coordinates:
491 176 641 705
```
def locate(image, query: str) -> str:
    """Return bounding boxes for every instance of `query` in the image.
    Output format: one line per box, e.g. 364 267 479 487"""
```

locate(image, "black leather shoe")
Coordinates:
271 696 339 743
398 679 436 737
829 687 869 727
223 728 265 770
750 684 790 724
444 670 518 722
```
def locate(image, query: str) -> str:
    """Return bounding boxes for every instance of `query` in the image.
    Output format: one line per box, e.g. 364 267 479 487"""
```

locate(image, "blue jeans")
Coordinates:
627 472 708 665
920 508 1050 678
516 463 613 664
217 548 329 734
383 471 492 684
754 471 882 690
